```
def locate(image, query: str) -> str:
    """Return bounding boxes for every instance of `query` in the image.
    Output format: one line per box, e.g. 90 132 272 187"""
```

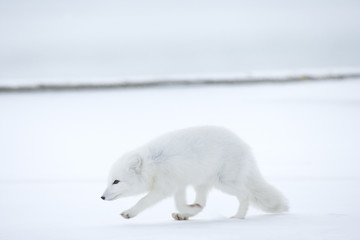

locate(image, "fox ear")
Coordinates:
129 155 142 174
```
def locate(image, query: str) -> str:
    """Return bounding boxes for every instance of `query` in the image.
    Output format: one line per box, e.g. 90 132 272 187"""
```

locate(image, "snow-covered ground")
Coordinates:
1 79 360 239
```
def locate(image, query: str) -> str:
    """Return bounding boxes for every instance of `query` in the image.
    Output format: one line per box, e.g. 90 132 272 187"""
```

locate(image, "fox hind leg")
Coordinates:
172 184 209 220
216 182 250 219
232 193 250 219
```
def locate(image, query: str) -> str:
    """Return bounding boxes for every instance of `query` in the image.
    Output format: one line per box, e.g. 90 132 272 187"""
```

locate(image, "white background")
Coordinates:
1 1 360 239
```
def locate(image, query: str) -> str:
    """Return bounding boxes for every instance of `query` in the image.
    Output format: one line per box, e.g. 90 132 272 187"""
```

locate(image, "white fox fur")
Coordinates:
101 126 288 220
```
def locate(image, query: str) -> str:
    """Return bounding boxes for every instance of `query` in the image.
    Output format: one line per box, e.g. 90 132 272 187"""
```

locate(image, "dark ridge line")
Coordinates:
1 73 359 93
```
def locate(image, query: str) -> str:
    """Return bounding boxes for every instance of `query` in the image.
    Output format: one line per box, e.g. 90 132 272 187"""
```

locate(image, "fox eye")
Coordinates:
112 180 120 184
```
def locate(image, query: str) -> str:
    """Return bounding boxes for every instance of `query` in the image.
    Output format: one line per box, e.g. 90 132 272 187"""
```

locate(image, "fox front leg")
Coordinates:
121 190 168 219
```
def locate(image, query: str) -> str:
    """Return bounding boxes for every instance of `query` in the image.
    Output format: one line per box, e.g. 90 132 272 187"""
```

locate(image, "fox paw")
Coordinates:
172 213 189 221
189 203 202 208
121 210 135 219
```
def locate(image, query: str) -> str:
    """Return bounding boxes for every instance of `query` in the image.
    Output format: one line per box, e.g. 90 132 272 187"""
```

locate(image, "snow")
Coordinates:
1 79 360 239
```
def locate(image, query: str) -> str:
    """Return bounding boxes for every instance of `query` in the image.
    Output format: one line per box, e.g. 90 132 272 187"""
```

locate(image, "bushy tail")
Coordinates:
246 169 289 213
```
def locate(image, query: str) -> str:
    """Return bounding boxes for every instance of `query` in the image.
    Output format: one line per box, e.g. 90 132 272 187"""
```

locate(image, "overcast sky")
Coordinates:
1 0 360 82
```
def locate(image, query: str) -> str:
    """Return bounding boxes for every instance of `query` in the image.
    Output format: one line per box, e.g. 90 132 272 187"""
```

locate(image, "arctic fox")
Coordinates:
101 126 288 220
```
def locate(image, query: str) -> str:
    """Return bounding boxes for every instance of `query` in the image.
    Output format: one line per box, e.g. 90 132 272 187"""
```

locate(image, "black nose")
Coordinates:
101 196 105 200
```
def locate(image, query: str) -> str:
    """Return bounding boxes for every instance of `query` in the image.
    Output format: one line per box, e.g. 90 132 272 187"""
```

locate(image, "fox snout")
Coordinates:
101 187 122 201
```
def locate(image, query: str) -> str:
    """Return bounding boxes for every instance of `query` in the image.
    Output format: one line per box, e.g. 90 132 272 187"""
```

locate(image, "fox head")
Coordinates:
101 153 147 201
